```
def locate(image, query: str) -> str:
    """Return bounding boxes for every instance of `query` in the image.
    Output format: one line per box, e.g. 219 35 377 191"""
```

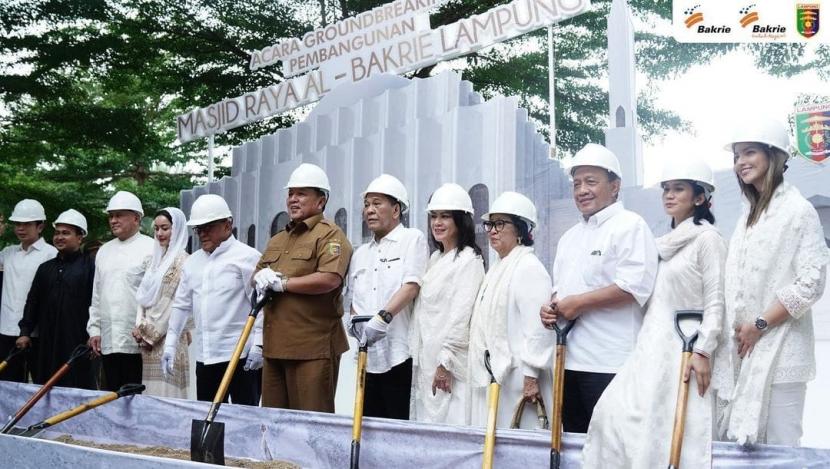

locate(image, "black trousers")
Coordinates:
0 334 37 383
363 358 412 420
562 369 615 433
101 353 142 392
196 360 261 406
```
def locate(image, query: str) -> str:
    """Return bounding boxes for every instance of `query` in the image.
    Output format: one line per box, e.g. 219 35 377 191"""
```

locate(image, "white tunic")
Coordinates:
468 246 554 429
348 224 429 374
168 236 262 365
582 219 732 469
87 232 154 354
0 238 57 336
725 182 830 445
410 247 485 425
553 202 658 373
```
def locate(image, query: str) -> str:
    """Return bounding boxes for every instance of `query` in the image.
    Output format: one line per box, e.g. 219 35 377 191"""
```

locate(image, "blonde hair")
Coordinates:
735 144 788 228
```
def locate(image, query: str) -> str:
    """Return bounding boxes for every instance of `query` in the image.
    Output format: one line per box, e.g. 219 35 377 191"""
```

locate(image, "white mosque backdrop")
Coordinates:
180 0 830 447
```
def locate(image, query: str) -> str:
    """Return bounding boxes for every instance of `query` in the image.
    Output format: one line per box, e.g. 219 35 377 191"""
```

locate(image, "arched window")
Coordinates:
335 208 347 234
615 105 626 128
469 183 490 269
362 220 371 244
271 212 289 236
247 224 256 248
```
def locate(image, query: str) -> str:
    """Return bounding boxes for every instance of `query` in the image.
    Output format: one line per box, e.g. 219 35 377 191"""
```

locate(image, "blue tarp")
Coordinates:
1 382 829 468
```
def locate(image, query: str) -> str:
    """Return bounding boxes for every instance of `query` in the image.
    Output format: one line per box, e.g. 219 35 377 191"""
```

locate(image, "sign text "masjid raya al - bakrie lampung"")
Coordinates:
175 0 590 143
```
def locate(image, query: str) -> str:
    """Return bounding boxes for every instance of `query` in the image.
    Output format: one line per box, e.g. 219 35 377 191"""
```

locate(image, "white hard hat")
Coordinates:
569 143 622 179
284 163 331 193
53 209 88 235
8 199 46 223
106 191 144 216
426 183 473 214
482 191 538 229
362 174 410 213
660 158 716 194
723 117 790 155
187 194 233 226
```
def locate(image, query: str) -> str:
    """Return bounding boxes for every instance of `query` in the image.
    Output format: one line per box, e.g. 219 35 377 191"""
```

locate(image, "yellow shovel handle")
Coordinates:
551 344 566 451
213 315 256 405
482 382 500 469
43 392 118 426
352 349 368 441
669 351 693 467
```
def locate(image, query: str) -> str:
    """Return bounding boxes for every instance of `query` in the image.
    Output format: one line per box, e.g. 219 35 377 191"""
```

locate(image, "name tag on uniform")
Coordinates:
590 250 602 256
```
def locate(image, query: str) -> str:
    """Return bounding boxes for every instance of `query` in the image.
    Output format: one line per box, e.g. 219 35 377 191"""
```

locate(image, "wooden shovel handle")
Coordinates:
669 351 693 467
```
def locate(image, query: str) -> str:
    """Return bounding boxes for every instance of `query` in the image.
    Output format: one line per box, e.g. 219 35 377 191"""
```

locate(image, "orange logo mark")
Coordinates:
684 5 704 28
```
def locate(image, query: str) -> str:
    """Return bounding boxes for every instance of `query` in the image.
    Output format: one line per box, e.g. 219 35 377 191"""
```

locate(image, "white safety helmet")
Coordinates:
106 191 144 216
362 174 410 213
568 143 622 179
186 194 233 226
53 209 88 235
284 163 331 194
426 183 474 214
482 191 538 229
660 158 716 195
8 199 46 223
723 117 791 155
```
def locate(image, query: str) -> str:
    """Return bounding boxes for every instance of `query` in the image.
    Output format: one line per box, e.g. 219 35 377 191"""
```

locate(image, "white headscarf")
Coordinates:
136 207 188 308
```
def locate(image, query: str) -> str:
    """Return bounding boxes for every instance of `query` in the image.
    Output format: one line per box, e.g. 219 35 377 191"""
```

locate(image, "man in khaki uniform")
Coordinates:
253 163 353 412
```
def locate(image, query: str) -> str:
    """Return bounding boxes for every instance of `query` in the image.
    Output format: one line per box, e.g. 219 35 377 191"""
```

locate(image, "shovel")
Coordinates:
349 315 374 469
1 344 91 434
482 350 500 469
0 346 26 375
191 290 272 465
550 319 576 469
8 383 145 437
668 310 703 469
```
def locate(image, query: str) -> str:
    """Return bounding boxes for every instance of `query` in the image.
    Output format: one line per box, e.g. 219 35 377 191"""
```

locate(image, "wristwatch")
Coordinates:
754 316 769 331
378 310 393 324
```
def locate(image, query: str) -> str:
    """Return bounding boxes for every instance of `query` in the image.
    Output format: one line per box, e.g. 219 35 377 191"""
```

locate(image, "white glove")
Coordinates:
244 345 263 371
161 341 177 377
254 268 286 294
361 314 390 347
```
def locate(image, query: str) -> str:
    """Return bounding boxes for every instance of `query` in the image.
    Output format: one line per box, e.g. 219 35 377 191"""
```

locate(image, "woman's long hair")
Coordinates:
429 210 482 257
734 145 788 228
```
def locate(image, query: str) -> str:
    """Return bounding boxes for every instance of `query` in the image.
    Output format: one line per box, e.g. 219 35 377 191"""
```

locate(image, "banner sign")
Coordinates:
673 0 826 43
795 101 830 164
176 0 591 143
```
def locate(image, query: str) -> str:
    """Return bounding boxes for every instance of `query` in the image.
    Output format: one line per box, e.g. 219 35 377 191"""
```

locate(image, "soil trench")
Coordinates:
51 435 299 468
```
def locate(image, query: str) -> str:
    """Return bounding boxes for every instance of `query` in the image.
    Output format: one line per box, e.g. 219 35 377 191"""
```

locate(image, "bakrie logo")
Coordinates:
739 4 759 27
797 4 820 38
684 5 704 28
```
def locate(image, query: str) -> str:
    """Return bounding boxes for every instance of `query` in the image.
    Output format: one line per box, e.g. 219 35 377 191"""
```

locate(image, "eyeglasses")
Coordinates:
193 220 225 234
482 220 514 233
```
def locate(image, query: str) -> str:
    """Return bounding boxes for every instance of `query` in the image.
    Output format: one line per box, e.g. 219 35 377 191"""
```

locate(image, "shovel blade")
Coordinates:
5 426 28 436
191 419 224 465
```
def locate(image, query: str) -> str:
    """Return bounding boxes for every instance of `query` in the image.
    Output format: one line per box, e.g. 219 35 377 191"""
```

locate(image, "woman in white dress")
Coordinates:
410 183 485 425
582 158 733 468
723 118 829 446
131 207 191 398
467 191 554 429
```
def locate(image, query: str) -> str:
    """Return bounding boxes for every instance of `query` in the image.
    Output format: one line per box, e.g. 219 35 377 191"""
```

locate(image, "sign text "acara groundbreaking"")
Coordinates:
176 0 590 144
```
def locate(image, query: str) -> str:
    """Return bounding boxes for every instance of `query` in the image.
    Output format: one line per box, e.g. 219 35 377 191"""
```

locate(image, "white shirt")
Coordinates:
553 202 658 373
87 232 154 354
348 224 428 374
168 236 262 365
0 238 57 336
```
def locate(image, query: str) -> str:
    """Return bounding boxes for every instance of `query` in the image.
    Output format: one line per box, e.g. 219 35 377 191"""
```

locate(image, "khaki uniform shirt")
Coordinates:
256 214 353 360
